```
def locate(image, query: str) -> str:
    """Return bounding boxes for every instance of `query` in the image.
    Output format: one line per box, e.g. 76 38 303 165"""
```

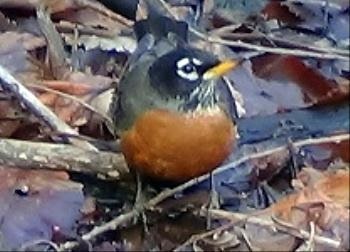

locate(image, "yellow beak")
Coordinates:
203 59 241 80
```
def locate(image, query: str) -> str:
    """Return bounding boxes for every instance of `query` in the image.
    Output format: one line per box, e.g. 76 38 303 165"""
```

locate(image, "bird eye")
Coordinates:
176 63 199 81
183 64 195 73
176 57 200 81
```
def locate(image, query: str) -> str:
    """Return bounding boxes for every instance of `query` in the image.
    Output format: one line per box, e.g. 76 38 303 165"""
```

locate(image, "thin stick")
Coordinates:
216 133 349 175
0 65 97 151
272 214 341 249
154 0 348 61
305 221 316 251
37 6 68 79
19 239 60 252
213 31 349 56
286 0 343 10
150 134 350 208
59 133 349 251
27 83 113 125
81 210 137 241
193 31 349 61
75 0 133 27
56 22 115 38
0 138 128 177
210 209 341 249
59 210 137 251
173 222 236 251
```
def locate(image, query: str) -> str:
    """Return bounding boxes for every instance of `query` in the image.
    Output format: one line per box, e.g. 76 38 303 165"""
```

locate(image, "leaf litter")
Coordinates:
0 0 348 251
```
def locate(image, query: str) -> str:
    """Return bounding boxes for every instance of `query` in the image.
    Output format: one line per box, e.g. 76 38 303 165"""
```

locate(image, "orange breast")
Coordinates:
121 108 236 182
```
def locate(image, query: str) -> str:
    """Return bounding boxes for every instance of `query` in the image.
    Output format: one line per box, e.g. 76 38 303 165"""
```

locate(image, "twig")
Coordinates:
272 214 341 249
0 65 97 151
193 31 349 61
210 209 342 249
37 6 68 79
75 0 133 27
58 133 349 251
153 0 349 61
146 178 204 208
305 221 316 251
59 180 207 251
216 133 349 176
240 228 256 251
149 133 350 209
0 138 128 177
209 24 243 36
286 0 343 10
83 210 136 240
55 21 115 38
215 31 349 56
173 222 236 251
19 239 60 252
59 210 137 251
27 83 113 125
60 182 203 250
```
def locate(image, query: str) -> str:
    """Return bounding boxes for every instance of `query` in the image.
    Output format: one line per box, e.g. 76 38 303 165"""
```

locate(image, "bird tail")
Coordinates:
134 0 188 41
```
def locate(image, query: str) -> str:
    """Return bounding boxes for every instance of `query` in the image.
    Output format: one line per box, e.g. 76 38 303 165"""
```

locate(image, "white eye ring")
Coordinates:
175 57 201 81
176 68 199 81
192 58 203 66
176 57 191 68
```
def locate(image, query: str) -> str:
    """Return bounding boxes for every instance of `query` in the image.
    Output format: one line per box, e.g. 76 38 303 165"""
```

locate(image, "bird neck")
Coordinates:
178 80 219 113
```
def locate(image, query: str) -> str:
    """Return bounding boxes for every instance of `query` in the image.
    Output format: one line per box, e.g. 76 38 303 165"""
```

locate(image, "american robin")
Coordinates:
110 13 239 184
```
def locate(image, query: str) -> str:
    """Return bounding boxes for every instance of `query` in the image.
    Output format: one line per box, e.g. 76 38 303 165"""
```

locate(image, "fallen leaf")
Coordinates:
0 32 45 79
300 138 350 169
32 73 113 127
41 80 101 96
0 100 25 137
248 167 350 251
313 169 349 207
53 7 127 33
270 167 349 217
262 1 301 25
251 54 349 107
0 11 15 31
245 217 297 251
0 166 84 250
63 34 136 53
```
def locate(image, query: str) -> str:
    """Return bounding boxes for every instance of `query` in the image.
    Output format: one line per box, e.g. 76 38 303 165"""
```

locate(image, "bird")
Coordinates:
109 6 240 209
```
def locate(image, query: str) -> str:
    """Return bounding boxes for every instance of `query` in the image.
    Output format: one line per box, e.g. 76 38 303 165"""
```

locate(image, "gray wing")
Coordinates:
109 35 177 136
109 34 156 135
110 48 177 136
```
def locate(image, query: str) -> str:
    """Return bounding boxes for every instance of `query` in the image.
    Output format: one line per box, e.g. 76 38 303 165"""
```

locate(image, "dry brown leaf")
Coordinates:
250 148 290 182
41 80 100 96
0 100 23 137
54 7 127 33
0 11 16 31
245 219 297 251
251 54 349 107
262 1 301 24
313 169 350 208
0 165 84 250
249 167 350 251
38 91 88 126
0 0 78 14
34 73 113 127
0 32 45 51
0 32 45 81
270 167 349 218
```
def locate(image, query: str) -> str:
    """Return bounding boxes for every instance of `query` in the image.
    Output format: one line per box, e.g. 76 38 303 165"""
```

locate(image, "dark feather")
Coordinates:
134 11 188 41
97 0 139 20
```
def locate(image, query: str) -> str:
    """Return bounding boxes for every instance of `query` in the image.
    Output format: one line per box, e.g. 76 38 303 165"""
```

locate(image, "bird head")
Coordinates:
148 46 240 111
